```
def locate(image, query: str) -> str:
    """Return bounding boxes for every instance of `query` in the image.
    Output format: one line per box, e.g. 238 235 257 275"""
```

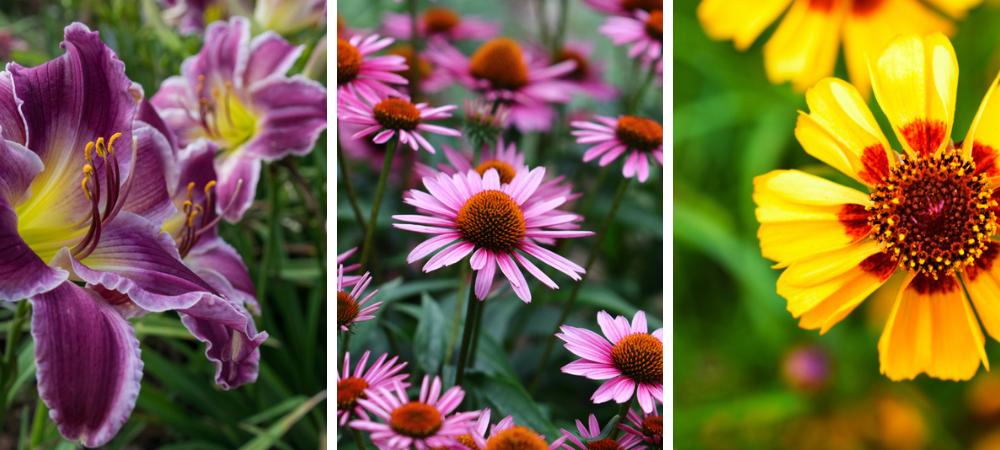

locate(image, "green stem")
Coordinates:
351 425 369 450
610 394 635 440
535 0 550 47
454 273 479 387
529 176 632 395
444 263 470 363
626 57 662 116
466 300 485 368
579 165 610 218
0 300 29 433
358 137 400 272
339 331 351 369
255 165 280 303
408 0 423 102
337 139 367 236
550 0 570 56
29 394 45 448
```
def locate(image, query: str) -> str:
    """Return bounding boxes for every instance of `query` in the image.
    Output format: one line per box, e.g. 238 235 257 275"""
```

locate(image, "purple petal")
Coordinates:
31 281 142 448
183 235 258 314
182 17 248 92
178 300 267 389
242 75 326 160
0 71 25 145
243 31 304 87
214 151 261 223
135 98 179 156
120 124 178 225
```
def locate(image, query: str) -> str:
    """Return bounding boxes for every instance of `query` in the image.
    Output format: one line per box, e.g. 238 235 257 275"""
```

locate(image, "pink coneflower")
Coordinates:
426 38 577 132
619 408 662 448
385 44 453 94
392 167 593 303
557 310 664 413
472 415 568 450
337 351 410 426
338 34 409 104
350 375 479 449
599 10 663 61
571 115 663 183
337 247 362 287
583 0 662 16
382 6 500 42
337 265 381 332
561 414 646 450
412 140 584 246
552 40 617 101
339 95 460 153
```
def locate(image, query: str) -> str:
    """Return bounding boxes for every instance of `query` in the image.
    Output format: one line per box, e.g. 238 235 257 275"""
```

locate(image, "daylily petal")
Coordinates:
183 235 258 314
872 33 958 158
242 75 327 160
179 300 267 389
0 71 25 145
214 151 261 223
31 281 143 448
242 31 303 87
119 124 178 226
182 16 248 92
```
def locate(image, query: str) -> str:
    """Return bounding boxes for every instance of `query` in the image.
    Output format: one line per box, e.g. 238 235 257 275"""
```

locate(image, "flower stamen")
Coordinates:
610 333 663 383
456 190 526 252
72 134 137 260
389 402 443 438
373 98 422 131
616 116 663 152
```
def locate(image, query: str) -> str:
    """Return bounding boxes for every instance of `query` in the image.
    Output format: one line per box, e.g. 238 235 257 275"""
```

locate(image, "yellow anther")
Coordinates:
188 210 199 227
107 132 122 155
94 137 106 157
83 164 93 175
204 180 217 194
182 200 192 213
85 142 94 162
187 182 196 200
81 177 91 201
194 204 204 215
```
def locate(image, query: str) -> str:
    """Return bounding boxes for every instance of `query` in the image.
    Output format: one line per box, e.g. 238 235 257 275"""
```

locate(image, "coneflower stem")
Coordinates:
358 136 400 271
455 274 479 387
529 176 632 395
466 301 485 368
351 426 369 450
626 57 662 116
337 139 367 235
610 394 635 440
444 263 471 363
551 0 570 56
339 331 351 369
408 0 423 102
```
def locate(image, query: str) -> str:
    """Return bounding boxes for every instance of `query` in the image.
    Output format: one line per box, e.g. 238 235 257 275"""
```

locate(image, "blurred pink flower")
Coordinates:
381 6 500 42
336 350 410 426
338 34 409 104
599 10 663 61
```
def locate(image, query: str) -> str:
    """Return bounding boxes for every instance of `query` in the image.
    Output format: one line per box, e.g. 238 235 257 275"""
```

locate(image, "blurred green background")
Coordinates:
674 1 1000 449
337 0 662 446
0 1 327 448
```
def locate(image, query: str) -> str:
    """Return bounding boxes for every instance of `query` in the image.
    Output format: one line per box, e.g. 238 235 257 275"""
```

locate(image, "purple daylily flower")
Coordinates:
159 0 250 35
0 23 265 447
151 16 327 222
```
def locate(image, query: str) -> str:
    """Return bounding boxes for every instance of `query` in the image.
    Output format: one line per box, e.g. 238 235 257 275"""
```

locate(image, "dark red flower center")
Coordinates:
611 333 663 383
557 48 590 80
616 116 663 152
373 98 422 131
390 402 443 438
485 426 549 450
457 434 481 450
336 377 369 410
645 10 663 41
587 439 622 450
338 39 361 85
424 6 461 33
867 149 998 278
622 0 662 12
475 160 517 184
470 38 529 90
456 190 526 253
642 415 663 438
338 291 359 327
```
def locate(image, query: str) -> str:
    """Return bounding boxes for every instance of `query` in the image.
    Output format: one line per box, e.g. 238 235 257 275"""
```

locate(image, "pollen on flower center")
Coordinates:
557 48 590 80
470 38 529 90
475 160 517 184
338 291 359 327
586 439 623 450
622 0 662 12
641 415 663 438
485 426 549 450
867 149 998 278
424 6 461 33
644 10 663 41
616 116 663 152
457 434 480 450
611 333 663 383
336 377 369 410
338 39 362 85
456 190 526 253
373 98 422 131
389 402 443 438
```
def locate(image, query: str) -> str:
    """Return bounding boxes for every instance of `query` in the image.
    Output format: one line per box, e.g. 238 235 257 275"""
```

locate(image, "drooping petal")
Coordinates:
871 33 958 158
31 281 143 448
183 235 258 314
178 301 267 389
878 273 987 381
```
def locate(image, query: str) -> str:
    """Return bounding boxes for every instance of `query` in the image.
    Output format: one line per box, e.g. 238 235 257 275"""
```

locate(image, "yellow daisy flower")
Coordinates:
754 33 1000 381
697 0 981 95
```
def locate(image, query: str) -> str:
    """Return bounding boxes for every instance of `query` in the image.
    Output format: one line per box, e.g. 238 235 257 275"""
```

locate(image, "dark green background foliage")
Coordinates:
674 0 1000 448
0 0 327 448
337 0 663 447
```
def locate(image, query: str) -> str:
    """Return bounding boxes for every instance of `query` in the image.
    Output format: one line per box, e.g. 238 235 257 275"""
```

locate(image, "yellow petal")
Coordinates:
763 0 843 92
754 170 872 263
777 241 890 321
871 33 958 158
961 70 1000 176
842 0 955 99
923 0 983 18
962 243 1000 341
798 253 897 334
697 0 793 50
879 273 987 381
797 78 895 186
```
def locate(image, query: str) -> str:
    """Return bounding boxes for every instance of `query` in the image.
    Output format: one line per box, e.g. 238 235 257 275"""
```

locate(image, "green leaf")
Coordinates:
478 375 557 437
242 396 308 426
474 334 516 381
238 390 327 450
413 293 446 375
